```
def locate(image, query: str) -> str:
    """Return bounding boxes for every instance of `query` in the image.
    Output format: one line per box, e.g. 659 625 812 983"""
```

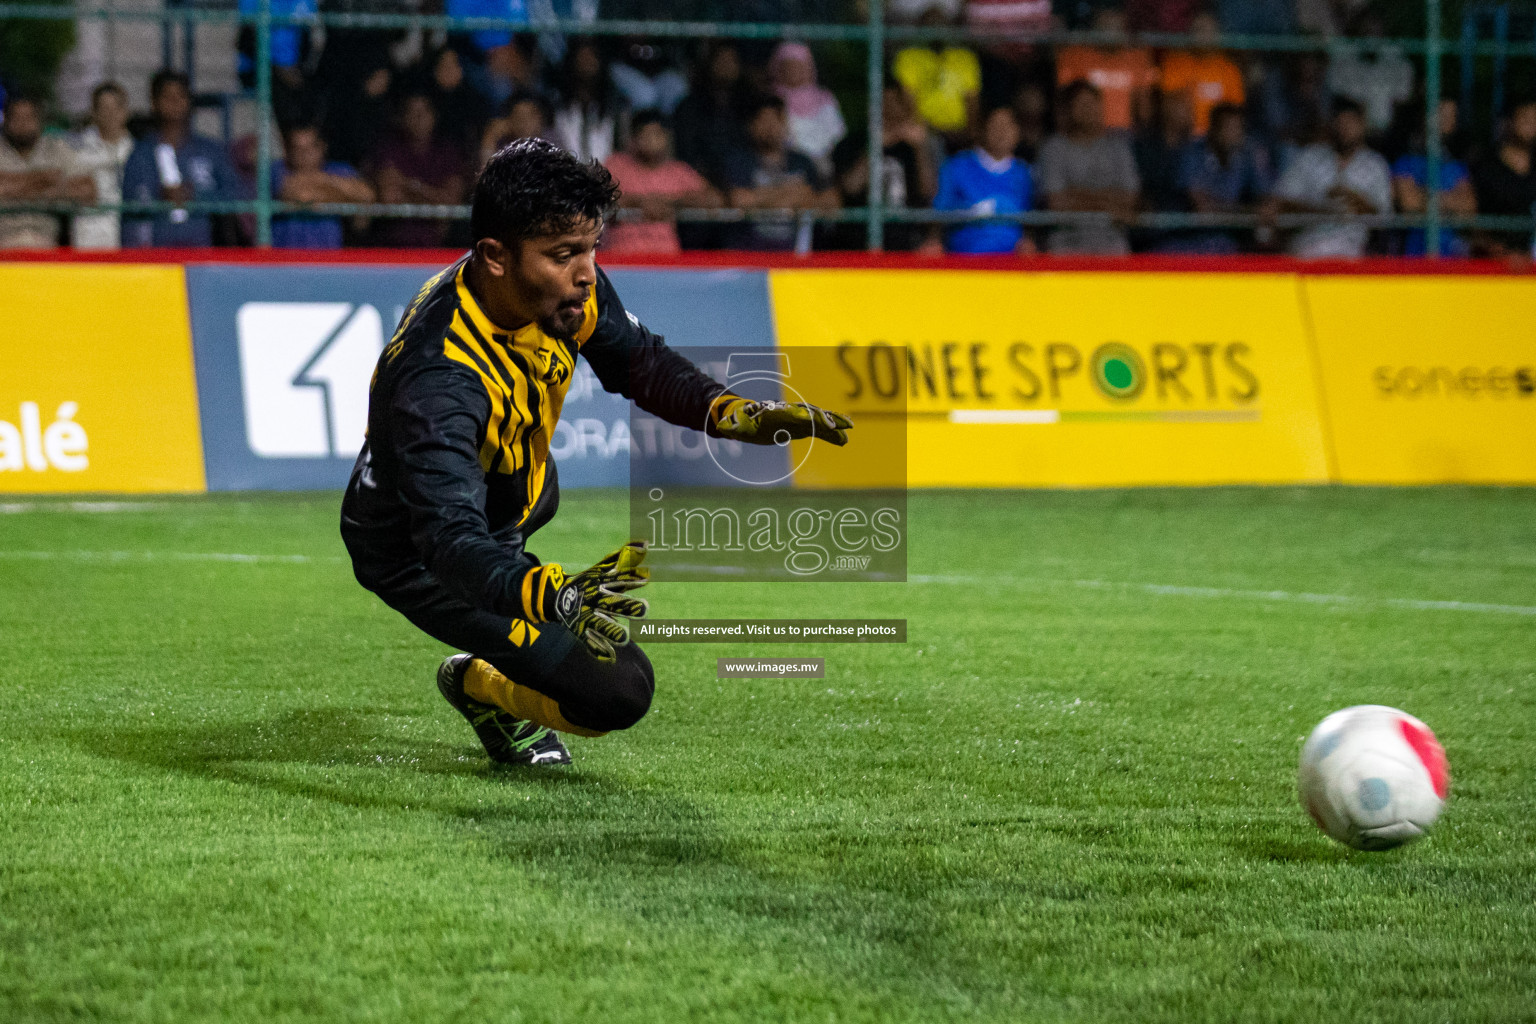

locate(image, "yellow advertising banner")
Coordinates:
0 264 205 493
1305 277 1536 484
770 270 1331 487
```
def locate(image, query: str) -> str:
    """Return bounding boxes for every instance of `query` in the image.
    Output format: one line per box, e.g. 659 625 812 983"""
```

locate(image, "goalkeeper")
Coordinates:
341 139 852 766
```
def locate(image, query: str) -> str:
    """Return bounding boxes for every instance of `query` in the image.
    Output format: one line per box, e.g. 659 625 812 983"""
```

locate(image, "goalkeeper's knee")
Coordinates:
558 642 655 733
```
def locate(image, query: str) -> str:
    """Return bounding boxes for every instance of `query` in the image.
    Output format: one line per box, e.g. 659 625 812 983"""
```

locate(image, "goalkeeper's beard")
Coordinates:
540 300 587 341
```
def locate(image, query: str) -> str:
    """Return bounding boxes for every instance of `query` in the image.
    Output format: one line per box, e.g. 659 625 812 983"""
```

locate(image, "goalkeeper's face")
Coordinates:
479 217 602 341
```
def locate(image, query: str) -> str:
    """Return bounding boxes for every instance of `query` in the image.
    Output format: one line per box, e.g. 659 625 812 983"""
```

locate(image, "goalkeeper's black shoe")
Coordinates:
436 654 571 766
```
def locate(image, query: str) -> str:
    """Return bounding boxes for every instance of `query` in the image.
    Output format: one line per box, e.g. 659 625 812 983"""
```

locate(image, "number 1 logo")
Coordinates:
235 302 384 459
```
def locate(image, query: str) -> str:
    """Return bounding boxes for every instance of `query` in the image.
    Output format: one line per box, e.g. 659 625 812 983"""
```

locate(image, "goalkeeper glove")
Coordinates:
521 541 651 662
710 395 854 447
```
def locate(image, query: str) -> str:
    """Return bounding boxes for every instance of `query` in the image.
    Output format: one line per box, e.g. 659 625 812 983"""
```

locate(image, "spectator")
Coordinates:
721 96 839 251
1263 98 1391 259
1159 10 1245 137
930 105 1034 256
673 42 754 186
1054 8 1157 135
1392 97 1474 258
481 95 552 166
1252 54 1331 163
1011 80 1050 162
966 0 1053 108
273 124 375 249
831 83 939 250
610 39 690 115
447 0 532 109
1470 98 1536 258
373 92 468 248
1133 88 1195 249
1127 0 1201 32
417 48 492 163
121 71 242 248
70 82 134 251
892 7 981 145
1327 7 1413 139
1136 89 1196 215
769 43 847 177
1177 102 1274 252
237 0 316 132
550 39 623 165
1038 80 1140 254
324 56 394 171
473 34 545 116
603 112 720 255
0 93 94 249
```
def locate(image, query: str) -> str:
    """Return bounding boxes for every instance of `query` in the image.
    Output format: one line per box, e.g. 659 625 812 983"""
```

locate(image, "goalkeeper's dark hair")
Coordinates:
471 138 621 247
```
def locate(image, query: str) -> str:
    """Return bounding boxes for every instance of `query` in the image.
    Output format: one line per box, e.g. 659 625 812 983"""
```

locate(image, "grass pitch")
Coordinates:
0 487 1533 1023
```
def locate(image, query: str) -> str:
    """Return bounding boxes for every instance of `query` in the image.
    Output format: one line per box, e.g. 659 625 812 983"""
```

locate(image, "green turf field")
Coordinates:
0 487 1532 1023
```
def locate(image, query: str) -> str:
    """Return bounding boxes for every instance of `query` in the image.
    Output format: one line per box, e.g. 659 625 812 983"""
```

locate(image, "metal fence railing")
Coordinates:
2 0 1533 256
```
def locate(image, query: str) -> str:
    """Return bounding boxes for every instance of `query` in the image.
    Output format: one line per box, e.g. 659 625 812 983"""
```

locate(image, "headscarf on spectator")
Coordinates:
770 43 835 123
768 42 845 171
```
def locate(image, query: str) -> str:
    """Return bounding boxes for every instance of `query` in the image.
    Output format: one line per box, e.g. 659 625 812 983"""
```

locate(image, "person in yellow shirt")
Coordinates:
892 8 981 143
1158 10 1246 136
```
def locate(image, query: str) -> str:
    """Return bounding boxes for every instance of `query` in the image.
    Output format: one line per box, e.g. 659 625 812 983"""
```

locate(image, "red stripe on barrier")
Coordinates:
0 248 462 265
0 247 1530 276
1399 718 1451 799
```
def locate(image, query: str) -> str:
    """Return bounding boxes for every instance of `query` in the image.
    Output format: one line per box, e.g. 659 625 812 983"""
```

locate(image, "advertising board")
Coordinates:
0 264 204 494
770 270 1332 487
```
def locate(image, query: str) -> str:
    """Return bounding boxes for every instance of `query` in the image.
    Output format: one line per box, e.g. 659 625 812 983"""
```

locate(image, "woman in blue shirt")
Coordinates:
931 105 1035 255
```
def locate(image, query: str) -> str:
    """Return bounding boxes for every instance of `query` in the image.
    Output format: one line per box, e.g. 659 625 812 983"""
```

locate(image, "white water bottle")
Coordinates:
155 143 189 223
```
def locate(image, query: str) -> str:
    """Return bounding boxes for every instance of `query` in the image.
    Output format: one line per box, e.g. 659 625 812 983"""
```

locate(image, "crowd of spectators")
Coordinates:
1 0 1535 259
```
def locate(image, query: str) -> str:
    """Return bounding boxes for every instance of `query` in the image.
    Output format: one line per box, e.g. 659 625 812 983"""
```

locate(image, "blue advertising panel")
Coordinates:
187 264 429 491
602 269 776 350
184 263 773 491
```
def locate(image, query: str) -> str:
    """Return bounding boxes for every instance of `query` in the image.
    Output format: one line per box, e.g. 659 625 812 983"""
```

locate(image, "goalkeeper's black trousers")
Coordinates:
358 559 655 733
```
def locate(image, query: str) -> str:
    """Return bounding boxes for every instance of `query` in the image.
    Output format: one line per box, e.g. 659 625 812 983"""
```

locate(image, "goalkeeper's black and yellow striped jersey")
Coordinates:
341 255 726 620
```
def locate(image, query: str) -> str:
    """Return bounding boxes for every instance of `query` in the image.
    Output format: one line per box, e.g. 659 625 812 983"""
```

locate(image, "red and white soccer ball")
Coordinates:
1298 705 1450 851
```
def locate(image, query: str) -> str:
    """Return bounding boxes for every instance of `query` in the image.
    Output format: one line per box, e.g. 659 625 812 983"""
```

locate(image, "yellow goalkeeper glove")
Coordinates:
710 395 854 447
523 541 650 662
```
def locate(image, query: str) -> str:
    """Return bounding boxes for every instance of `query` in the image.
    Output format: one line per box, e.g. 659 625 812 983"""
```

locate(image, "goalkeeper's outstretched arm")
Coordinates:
577 267 854 446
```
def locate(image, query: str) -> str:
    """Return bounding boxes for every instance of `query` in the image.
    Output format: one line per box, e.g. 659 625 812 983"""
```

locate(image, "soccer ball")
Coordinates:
1298 705 1450 851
